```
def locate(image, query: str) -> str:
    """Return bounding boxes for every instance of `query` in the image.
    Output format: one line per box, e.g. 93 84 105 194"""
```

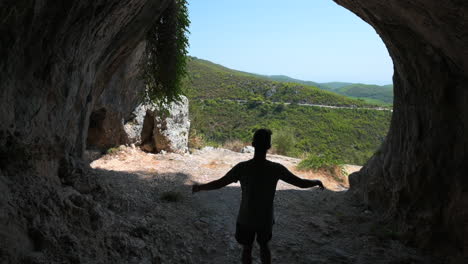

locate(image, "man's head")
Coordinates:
252 128 272 151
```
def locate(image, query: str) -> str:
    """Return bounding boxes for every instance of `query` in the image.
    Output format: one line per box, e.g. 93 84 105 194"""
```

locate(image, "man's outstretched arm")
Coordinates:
192 176 234 193
279 166 324 189
192 166 239 193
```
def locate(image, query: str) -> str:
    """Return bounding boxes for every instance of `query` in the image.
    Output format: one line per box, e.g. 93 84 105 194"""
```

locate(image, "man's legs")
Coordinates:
236 223 255 264
241 244 253 264
259 242 271 264
256 225 272 264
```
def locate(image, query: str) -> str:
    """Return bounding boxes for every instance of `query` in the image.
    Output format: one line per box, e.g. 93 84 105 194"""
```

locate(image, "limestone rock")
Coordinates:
241 146 255 153
153 96 190 154
124 96 190 154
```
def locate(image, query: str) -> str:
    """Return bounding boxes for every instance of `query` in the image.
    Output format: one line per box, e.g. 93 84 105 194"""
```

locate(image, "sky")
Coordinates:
187 0 394 85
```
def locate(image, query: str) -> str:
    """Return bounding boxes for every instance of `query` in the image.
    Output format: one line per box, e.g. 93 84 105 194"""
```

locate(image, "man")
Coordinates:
192 129 324 264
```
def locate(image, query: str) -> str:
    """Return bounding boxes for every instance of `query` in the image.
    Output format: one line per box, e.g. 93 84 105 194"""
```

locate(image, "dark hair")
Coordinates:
252 128 272 150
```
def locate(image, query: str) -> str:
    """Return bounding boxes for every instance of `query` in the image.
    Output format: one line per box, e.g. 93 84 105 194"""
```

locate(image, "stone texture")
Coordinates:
0 0 171 262
153 96 190 154
334 0 468 254
87 42 147 150
123 96 190 154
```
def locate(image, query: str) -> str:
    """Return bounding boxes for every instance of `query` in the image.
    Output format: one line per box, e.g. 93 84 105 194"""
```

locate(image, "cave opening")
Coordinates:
1 0 465 262
187 0 394 168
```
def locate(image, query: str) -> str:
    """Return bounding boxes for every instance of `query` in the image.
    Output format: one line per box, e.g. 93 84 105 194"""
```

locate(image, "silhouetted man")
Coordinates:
192 128 324 264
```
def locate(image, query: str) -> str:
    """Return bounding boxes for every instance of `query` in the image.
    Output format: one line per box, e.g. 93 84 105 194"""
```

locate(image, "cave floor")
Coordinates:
88 147 439 264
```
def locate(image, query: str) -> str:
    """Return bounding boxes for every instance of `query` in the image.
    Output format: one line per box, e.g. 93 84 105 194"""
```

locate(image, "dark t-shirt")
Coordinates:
223 159 293 228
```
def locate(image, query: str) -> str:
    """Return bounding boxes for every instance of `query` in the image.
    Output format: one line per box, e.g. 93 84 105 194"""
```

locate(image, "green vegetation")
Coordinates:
297 151 343 171
186 58 384 108
186 57 392 165
272 129 296 156
261 74 394 105
335 84 394 104
106 147 120 155
189 99 390 165
142 0 190 105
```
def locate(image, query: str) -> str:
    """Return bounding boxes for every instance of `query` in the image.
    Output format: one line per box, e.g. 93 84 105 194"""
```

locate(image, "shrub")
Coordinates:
106 147 119 155
188 129 205 149
298 152 346 182
222 140 247 152
272 129 296 155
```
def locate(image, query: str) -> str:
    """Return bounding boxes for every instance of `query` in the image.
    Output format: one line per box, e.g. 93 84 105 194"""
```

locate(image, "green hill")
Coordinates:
185 57 392 165
186 57 382 107
244 72 394 105
335 84 394 104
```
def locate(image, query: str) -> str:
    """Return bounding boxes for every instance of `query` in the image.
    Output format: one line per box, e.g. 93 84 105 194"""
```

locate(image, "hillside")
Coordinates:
186 58 382 107
256 73 394 105
335 84 394 104
186 58 392 165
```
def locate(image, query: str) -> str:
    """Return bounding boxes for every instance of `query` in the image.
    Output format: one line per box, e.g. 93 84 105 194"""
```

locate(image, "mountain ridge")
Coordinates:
188 56 393 105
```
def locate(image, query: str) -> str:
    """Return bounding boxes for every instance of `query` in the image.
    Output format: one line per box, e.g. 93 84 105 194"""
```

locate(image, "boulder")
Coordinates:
241 146 255 153
124 96 190 154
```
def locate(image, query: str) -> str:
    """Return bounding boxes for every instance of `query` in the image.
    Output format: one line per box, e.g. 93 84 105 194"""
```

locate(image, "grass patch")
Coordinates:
222 139 247 152
106 147 120 155
298 152 347 183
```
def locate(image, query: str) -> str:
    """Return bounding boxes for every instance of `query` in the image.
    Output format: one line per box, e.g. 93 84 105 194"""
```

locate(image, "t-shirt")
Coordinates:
223 159 293 228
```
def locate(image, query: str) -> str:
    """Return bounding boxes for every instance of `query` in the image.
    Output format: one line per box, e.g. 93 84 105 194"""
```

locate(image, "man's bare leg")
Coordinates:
242 245 253 264
259 243 271 264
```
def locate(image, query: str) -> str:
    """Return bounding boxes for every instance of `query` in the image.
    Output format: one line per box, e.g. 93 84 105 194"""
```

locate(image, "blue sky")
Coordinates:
187 0 393 85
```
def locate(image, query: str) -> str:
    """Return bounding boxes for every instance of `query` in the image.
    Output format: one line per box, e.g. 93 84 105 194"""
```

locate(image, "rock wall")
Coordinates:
334 0 468 253
0 0 171 262
87 42 147 150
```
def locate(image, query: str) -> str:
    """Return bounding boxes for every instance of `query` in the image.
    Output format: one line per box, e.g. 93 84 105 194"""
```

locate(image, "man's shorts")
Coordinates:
235 222 272 245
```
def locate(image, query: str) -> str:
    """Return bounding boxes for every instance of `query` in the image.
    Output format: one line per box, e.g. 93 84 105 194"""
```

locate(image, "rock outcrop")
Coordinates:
124 96 190 154
334 0 468 254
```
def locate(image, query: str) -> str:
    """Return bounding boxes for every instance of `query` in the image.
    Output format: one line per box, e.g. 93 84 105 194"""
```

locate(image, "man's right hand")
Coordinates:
315 180 325 190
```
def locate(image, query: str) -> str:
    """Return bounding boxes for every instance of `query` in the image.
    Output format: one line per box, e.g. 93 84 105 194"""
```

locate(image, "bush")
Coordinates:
298 152 342 170
222 140 247 152
272 129 296 155
298 152 346 182
188 129 205 149
106 147 119 155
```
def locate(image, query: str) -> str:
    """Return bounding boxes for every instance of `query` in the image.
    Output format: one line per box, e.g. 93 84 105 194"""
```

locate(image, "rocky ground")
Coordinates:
86 146 442 264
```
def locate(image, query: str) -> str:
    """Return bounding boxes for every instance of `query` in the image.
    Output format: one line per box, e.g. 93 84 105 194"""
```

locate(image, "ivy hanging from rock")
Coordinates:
142 0 190 106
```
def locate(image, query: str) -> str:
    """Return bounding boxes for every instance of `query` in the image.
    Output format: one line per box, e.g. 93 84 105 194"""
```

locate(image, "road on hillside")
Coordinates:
195 98 393 112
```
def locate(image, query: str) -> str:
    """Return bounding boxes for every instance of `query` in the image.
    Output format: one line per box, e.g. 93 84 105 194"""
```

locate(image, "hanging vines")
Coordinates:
142 0 190 105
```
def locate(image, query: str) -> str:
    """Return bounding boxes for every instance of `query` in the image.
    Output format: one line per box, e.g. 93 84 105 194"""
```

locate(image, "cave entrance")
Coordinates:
186 0 394 167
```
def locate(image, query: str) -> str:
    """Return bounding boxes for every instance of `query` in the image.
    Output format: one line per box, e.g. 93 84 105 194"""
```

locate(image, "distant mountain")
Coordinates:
260 75 322 88
335 84 394 104
319 82 355 90
258 74 393 105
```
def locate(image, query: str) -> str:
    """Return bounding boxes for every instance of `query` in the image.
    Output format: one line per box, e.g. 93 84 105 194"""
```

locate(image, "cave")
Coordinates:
0 0 466 262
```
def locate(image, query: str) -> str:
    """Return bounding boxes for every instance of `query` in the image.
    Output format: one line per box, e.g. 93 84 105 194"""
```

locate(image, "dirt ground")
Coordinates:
88 146 440 264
